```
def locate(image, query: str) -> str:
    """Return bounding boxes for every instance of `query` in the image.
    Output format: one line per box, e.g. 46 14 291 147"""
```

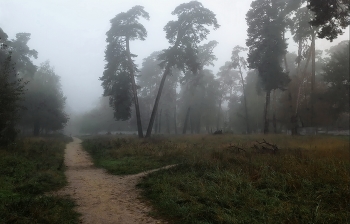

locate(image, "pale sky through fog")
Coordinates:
0 0 349 113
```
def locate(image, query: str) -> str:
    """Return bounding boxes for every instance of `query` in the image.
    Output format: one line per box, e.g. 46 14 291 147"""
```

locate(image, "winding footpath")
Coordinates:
56 137 166 224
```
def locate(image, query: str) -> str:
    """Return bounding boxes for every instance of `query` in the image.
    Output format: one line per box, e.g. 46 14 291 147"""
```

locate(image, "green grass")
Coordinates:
0 135 80 224
82 134 350 223
82 136 182 174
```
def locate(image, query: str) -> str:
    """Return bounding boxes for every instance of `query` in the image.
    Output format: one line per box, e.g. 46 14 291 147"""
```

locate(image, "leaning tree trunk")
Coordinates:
126 37 143 138
263 90 271 134
145 28 186 138
145 63 172 137
238 66 250 134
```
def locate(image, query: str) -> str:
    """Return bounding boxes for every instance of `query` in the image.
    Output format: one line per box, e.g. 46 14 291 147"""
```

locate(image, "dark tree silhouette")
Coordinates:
100 6 149 138
145 1 219 137
246 0 290 134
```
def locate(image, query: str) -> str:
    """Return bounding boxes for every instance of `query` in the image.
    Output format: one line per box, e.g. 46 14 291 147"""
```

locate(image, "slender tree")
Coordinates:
231 46 250 134
145 1 219 138
100 6 149 138
246 0 290 134
0 29 36 143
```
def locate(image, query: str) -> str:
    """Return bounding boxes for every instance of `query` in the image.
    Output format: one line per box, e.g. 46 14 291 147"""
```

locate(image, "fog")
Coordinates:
1 0 348 114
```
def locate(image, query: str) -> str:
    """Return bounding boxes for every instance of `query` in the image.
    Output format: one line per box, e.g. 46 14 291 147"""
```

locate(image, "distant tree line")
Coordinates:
71 0 349 137
0 28 68 145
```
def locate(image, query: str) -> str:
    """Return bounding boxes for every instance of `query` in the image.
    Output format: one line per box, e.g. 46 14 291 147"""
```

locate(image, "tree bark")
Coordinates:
182 106 191 134
263 90 271 134
196 113 201 134
166 109 170 134
216 99 221 130
174 106 177 134
33 120 40 136
145 63 172 137
158 109 162 134
311 32 316 129
273 113 277 134
238 65 250 134
295 39 313 115
272 90 277 133
190 112 194 134
154 110 158 134
125 37 143 138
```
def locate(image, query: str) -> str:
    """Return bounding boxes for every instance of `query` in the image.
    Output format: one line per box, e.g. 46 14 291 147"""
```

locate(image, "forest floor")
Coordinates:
55 137 168 224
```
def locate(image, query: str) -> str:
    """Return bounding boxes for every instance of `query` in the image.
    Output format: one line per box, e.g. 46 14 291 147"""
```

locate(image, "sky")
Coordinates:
0 0 349 113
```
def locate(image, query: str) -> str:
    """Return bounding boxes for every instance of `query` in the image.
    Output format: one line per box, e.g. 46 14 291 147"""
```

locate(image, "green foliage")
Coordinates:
81 134 349 223
7 33 38 78
177 41 220 133
229 70 265 133
82 137 182 174
20 61 68 136
74 97 132 134
0 30 27 145
159 1 220 73
246 0 290 92
308 0 350 41
178 69 221 133
0 136 79 223
322 41 350 116
101 6 149 122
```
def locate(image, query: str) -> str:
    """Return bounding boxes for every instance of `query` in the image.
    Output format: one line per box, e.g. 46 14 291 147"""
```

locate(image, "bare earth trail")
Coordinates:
56 137 167 224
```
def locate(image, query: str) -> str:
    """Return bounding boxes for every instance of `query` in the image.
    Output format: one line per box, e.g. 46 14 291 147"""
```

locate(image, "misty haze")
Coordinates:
0 0 349 223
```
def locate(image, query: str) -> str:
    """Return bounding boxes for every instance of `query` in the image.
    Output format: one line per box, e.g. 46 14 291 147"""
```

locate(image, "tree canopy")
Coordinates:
101 5 149 137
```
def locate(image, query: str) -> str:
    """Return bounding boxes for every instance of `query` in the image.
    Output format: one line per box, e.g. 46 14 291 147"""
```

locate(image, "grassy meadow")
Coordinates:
0 135 79 224
82 134 350 223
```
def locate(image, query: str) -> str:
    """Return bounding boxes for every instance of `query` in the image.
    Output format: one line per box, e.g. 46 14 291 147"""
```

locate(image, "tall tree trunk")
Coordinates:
216 99 221 130
182 106 191 134
311 32 316 129
145 63 172 137
33 120 40 136
154 110 158 134
295 40 313 115
190 112 194 134
173 106 177 134
272 90 277 133
283 31 289 72
166 109 170 134
290 38 303 136
263 90 271 134
126 37 143 138
196 113 201 134
158 109 162 134
238 66 250 134
273 113 277 133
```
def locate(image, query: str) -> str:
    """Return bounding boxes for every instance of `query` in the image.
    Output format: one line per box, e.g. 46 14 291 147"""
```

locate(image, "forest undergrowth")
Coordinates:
0 135 80 224
82 134 350 223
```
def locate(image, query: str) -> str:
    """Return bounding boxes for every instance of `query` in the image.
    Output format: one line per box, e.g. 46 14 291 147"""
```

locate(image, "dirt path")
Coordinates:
56 137 167 224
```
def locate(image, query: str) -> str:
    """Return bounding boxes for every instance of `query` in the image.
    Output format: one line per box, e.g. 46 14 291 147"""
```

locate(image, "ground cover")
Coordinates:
83 134 350 223
0 135 80 224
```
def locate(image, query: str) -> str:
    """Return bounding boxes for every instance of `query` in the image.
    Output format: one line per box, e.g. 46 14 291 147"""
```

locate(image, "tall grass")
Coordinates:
0 135 79 224
83 134 350 223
